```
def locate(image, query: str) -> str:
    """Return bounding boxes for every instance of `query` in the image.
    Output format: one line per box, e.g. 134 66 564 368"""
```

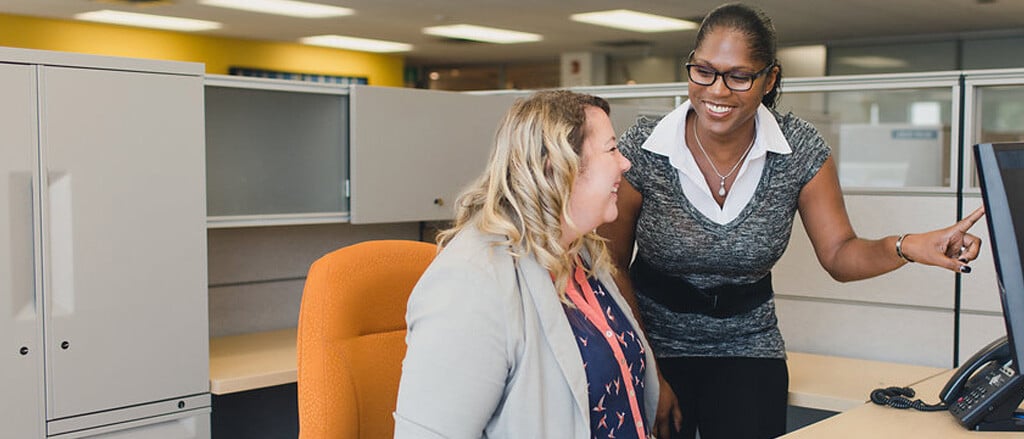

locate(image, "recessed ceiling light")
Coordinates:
74 10 222 32
300 35 412 53
422 24 542 44
570 9 697 33
837 56 909 69
198 0 353 18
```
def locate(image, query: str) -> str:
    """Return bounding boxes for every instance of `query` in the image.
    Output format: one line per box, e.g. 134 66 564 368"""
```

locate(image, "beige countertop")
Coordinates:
783 369 1024 438
209 328 297 395
786 351 947 412
208 328 948 415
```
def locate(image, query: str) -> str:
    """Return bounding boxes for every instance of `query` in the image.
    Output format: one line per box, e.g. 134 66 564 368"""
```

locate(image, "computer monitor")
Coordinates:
975 142 1024 378
955 142 1024 430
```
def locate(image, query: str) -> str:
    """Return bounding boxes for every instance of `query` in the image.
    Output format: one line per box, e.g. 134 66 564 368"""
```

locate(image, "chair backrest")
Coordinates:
297 239 436 439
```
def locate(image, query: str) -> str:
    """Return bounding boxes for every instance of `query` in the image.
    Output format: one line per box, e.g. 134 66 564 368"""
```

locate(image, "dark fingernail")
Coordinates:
960 265 972 273
959 258 969 263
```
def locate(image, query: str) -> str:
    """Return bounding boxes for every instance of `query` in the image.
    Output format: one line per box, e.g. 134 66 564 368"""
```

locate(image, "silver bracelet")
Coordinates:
896 234 915 263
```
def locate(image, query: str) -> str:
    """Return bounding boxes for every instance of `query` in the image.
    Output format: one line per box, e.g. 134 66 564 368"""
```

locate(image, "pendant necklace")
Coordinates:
692 122 756 197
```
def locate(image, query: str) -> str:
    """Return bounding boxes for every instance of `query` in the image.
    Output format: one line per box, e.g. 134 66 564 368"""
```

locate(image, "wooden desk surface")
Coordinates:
782 369 1024 438
785 351 947 412
210 332 1024 435
207 329 948 412
209 328 297 395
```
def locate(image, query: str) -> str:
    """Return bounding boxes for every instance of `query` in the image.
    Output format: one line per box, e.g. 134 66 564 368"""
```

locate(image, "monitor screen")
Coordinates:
974 142 1024 374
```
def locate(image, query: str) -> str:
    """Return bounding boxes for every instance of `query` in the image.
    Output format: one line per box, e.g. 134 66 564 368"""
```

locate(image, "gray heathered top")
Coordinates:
620 109 830 359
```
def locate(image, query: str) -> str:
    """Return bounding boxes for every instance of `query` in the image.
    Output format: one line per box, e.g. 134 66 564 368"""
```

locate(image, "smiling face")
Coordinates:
563 105 631 244
688 27 778 140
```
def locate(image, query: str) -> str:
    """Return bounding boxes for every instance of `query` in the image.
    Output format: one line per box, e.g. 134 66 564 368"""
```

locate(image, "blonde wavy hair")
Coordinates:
437 90 616 302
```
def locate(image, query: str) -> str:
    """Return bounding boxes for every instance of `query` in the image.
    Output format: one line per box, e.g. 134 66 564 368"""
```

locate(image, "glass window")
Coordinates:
975 85 1024 145
604 96 680 136
777 88 954 188
205 85 348 217
968 84 1024 187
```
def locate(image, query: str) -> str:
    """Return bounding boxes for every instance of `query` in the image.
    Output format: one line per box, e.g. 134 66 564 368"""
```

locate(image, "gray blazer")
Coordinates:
394 226 658 439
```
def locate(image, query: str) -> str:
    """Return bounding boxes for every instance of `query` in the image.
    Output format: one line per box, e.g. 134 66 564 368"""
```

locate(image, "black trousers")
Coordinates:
659 356 789 439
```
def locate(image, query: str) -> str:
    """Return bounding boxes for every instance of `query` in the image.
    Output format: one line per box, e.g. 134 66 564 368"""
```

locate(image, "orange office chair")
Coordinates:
296 239 437 439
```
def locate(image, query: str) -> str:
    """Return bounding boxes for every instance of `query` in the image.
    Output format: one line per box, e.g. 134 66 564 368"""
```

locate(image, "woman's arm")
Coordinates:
798 156 984 282
394 263 510 438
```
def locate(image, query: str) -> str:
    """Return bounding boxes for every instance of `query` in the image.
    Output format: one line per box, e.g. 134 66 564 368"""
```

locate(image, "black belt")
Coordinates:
630 258 773 318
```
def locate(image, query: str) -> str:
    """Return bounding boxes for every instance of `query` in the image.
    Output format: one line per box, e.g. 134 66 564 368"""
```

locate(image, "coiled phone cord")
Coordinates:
870 386 948 411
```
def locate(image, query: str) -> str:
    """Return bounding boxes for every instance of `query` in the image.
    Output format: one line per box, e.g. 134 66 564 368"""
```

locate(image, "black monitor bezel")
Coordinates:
974 142 1024 374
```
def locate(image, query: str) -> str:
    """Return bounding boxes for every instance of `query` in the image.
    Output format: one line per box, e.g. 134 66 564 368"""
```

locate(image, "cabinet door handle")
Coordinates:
47 171 75 317
13 176 39 322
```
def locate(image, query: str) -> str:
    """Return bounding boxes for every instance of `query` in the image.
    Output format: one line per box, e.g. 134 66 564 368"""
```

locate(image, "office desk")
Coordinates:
209 328 297 395
210 331 979 437
208 330 946 413
786 352 946 412
209 329 300 438
782 369 1024 438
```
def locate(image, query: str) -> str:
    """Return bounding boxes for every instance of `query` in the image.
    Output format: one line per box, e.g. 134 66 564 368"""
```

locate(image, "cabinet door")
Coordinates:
39 66 209 419
0 63 45 438
349 86 521 223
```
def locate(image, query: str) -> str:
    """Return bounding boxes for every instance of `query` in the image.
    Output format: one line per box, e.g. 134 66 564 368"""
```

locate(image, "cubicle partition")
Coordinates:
960 69 1024 364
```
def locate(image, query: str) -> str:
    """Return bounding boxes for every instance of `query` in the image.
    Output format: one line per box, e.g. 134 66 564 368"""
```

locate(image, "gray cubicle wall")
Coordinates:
349 85 520 224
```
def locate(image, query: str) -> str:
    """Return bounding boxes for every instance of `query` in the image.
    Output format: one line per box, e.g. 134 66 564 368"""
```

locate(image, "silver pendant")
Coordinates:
718 179 727 197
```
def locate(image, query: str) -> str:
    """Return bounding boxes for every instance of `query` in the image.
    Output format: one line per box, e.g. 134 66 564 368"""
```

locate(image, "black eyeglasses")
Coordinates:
684 59 775 92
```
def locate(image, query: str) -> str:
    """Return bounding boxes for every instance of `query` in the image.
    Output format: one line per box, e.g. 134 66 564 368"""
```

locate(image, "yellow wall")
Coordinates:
0 13 403 86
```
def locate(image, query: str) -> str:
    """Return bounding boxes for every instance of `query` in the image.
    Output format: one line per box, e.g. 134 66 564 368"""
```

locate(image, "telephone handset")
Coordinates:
940 336 1012 403
940 336 1024 431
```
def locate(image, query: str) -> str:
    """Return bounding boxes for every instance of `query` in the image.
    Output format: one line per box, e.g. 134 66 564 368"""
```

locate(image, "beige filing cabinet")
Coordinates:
0 47 210 438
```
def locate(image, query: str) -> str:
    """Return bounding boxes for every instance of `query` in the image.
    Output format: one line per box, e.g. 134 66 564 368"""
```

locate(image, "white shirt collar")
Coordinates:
638 101 792 225
641 101 791 163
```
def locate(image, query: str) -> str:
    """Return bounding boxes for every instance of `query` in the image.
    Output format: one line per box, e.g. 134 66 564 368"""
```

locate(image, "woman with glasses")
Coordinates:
599 3 985 439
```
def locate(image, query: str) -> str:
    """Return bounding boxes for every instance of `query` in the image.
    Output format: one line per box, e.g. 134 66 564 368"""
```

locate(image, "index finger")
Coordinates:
959 206 986 230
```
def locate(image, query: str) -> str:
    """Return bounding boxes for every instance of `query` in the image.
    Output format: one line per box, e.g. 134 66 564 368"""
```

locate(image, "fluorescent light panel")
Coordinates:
301 35 411 53
837 56 909 69
422 24 541 44
570 9 697 33
198 0 353 18
74 10 221 32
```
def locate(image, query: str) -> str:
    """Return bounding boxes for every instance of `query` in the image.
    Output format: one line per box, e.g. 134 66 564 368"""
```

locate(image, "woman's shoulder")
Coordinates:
408 227 519 317
774 110 819 138
431 226 512 275
772 109 831 156
618 115 667 166
766 109 832 185
619 115 661 151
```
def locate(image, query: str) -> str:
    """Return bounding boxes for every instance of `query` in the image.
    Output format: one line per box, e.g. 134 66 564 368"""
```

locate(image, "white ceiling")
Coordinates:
3 0 1024 65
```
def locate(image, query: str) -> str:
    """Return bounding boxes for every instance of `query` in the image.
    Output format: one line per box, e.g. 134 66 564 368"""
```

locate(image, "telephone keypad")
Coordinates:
950 366 1010 418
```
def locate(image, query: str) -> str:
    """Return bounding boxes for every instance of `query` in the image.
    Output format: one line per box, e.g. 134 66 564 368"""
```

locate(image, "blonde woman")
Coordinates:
394 90 658 439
